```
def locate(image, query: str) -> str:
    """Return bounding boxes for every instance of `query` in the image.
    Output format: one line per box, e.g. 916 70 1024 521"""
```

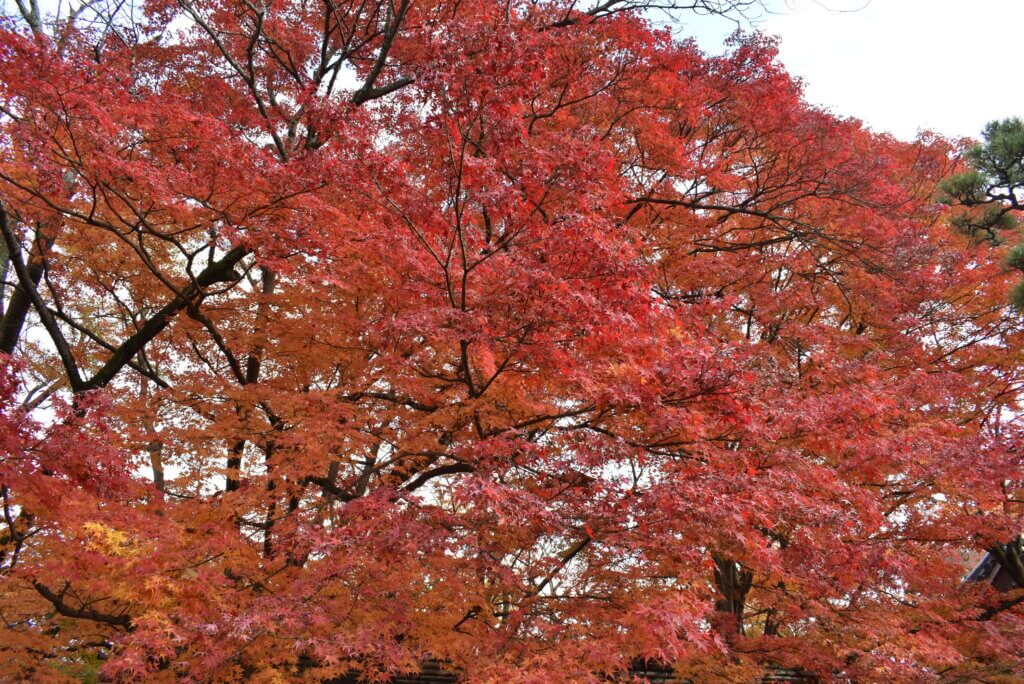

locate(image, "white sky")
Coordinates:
684 0 1024 142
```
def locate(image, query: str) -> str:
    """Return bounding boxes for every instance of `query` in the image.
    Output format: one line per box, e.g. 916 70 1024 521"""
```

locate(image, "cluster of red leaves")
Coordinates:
0 0 1022 681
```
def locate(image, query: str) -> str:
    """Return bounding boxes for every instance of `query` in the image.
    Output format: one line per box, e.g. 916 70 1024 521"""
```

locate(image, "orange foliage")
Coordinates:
0 1 1021 681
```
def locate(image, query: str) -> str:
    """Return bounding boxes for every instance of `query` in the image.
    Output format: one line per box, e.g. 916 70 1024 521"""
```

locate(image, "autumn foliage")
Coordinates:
0 0 1022 681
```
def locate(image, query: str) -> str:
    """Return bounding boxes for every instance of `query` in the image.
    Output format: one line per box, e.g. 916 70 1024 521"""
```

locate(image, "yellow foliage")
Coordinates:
81 522 140 558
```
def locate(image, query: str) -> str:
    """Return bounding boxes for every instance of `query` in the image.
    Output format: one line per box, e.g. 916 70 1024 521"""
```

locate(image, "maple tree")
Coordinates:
940 116 1024 617
0 0 1022 681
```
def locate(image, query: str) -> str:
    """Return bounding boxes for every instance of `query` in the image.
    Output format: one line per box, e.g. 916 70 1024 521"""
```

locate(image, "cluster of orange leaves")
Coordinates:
0 0 1022 681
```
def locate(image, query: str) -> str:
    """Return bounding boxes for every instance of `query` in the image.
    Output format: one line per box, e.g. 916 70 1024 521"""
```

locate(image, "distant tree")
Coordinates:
940 119 1024 241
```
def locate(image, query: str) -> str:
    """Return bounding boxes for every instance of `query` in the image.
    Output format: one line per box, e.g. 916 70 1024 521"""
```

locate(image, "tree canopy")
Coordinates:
0 0 1022 681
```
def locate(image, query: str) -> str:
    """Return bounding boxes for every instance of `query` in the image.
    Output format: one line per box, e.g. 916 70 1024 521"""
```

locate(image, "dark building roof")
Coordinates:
965 551 1022 592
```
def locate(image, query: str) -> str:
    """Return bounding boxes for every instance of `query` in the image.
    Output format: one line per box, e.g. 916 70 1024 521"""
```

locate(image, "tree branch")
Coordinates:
81 246 247 391
33 581 133 630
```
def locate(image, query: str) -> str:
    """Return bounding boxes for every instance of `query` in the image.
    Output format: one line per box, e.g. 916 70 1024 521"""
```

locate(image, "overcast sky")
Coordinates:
684 0 1024 142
